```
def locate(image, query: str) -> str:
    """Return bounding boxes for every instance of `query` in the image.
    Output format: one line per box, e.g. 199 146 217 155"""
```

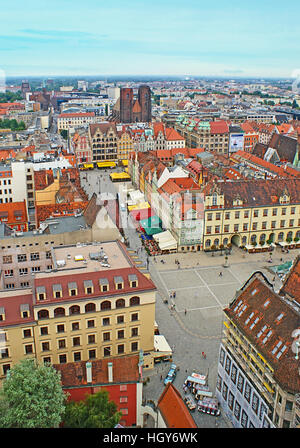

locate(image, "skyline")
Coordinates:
1 0 300 78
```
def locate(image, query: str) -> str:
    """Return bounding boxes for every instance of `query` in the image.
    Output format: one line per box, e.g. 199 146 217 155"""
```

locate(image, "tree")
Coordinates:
60 129 68 140
63 389 121 428
0 358 66 428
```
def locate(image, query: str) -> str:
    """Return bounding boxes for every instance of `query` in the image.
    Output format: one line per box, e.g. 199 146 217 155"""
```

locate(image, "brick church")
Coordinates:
111 85 152 124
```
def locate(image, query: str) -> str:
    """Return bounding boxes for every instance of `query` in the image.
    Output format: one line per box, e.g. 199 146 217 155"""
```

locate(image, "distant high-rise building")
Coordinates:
21 80 30 97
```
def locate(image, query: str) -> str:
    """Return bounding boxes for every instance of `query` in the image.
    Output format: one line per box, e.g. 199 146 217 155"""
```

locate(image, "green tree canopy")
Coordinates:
0 358 67 428
63 389 121 428
60 129 68 140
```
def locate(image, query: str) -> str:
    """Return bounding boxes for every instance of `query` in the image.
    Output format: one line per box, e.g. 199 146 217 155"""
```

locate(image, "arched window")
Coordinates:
54 307 65 317
260 233 266 242
251 234 257 243
214 238 219 247
69 305 80 315
278 232 284 242
223 238 229 247
116 299 125 308
101 301 111 311
205 239 211 248
85 303 96 313
296 230 300 240
130 296 140 307
242 236 247 245
37 309 49 319
287 231 293 241
212 193 217 206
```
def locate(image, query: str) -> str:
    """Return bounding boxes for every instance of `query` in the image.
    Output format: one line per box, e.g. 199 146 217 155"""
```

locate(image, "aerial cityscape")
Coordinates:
0 0 299 434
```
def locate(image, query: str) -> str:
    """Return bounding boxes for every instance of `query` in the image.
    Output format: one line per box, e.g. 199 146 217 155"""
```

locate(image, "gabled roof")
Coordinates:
165 127 185 141
268 134 298 163
158 383 197 428
209 120 229 134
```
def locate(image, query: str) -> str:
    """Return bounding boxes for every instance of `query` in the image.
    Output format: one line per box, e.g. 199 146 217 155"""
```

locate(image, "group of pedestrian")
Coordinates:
169 291 176 299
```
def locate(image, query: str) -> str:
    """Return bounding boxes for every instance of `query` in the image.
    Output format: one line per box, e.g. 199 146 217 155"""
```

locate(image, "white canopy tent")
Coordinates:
153 230 178 251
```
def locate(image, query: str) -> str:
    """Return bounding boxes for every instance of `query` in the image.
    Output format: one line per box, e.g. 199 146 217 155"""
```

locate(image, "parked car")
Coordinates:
164 363 177 385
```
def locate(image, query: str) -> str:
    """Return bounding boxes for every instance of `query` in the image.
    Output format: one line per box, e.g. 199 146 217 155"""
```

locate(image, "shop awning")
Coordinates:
153 230 178 250
154 335 172 354
128 201 150 211
130 208 154 221
140 215 163 235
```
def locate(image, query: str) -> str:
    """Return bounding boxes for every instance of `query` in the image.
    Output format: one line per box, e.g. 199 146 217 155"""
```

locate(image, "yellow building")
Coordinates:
202 178 300 251
0 241 157 382
117 130 134 162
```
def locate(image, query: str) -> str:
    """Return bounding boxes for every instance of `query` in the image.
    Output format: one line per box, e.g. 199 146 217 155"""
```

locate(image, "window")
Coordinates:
222 382 228 401
254 210 259 218
31 266 40 273
3 364 10 375
58 339 66 349
72 322 80 331
88 334 96 344
252 222 257 230
235 211 240 219
225 356 231 374
234 401 241 421
263 209 268 217
118 344 125 354
117 315 124 324
131 313 138 322
281 208 286 215
244 382 252 403
117 329 125 339
42 342 50 352
103 332 110 342
207 213 212 221
17 254 27 262
4 269 13 277
59 354 67 364
230 364 237 384
103 347 111 357
131 327 138 337
25 344 33 354
30 252 40 261
116 299 125 308
40 326 48 336
272 208 277 216
73 352 81 362
225 212 230 220
224 225 229 233
131 342 138 352
102 317 110 326
54 308 65 318
101 301 111 311
130 296 140 307
206 226 211 234
57 324 65 333
23 329 31 338
228 391 234 411
234 224 239 232
2 255 12 264
87 319 95 328
73 337 81 347
237 373 244 393
244 211 249 218
85 303 96 313
89 349 96 359
69 305 80 315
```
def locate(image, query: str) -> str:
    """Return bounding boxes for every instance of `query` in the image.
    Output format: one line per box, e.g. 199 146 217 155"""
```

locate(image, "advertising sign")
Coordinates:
230 133 244 153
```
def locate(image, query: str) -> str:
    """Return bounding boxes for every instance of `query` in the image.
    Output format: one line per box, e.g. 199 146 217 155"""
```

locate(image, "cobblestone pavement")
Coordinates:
81 170 300 428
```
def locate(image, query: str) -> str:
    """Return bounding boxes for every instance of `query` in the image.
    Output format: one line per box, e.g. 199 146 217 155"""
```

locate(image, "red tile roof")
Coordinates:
165 127 185 141
54 355 140 387
34 265 156 306
0 200 28 227
225 273 300 393
210 120 229 134
0 291 34 328
158 383 197 428
280 255 300 304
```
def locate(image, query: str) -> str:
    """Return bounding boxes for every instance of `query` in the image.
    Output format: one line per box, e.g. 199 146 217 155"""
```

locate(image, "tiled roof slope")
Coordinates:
269 134 298 163
202 178 300 207
224 272 300 393
54 355 140 387
158 383 197 428
280 255 300 304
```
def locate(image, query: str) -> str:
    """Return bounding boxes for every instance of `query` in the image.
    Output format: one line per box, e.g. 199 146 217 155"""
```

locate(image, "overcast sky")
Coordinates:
1 0 299 78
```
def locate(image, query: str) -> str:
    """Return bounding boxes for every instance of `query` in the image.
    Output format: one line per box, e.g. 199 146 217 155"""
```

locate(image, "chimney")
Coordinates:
86 361 92 383
108 362 113 383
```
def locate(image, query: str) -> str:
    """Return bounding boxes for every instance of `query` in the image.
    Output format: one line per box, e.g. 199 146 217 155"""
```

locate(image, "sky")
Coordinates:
1 0 300 78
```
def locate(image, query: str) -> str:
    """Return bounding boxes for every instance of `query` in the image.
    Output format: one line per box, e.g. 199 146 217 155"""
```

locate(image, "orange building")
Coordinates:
0 200 28 231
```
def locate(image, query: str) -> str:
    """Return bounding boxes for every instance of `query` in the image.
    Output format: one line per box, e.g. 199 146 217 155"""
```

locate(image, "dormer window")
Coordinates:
99 278 109 292
20 304 30 319
114 276 124 290
84 280 94 295
68 282 78 297
128 274 138 288
36 286 46 301
53 284 62 298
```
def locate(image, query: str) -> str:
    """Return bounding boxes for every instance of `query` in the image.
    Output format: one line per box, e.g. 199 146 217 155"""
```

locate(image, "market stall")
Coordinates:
153 230 178 253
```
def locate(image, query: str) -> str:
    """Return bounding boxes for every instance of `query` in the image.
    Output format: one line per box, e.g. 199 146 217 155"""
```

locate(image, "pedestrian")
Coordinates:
184 309 187 315
160 375 162 381
174 291 176 299
219 271 222 277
